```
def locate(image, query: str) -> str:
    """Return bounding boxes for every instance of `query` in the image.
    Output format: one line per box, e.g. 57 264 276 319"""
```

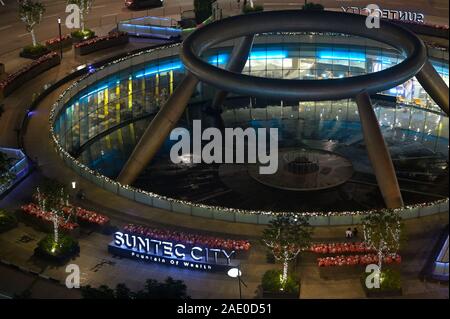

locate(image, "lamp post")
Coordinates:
57 18 63 59
227 265 247 299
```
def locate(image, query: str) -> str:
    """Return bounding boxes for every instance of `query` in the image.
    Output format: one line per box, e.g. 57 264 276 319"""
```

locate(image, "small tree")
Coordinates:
36 186 72 245
67 0 93 32
362 210 403 273
18 0 45 47
262 214 312 288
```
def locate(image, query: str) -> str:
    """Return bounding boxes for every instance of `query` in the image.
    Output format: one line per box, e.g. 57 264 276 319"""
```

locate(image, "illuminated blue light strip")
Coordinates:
206 50 288 65
208 54 228 65
317 50 366 62
135 62 183 78
120 23 181 33
79 85 109 100
249 50 287 60
431 62 449 76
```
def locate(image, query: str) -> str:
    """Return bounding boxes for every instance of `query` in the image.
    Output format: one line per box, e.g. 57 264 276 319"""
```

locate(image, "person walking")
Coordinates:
352 227 358 238
345 228 353 239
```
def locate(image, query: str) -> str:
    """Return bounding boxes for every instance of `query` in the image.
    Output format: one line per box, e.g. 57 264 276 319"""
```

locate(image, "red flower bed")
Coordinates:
0 52 59 91
74 32 127 49
21 203 78 231
62 206 110 226
309 242 374 254
123 224 251 251
318 254 401 267
45 35 71 46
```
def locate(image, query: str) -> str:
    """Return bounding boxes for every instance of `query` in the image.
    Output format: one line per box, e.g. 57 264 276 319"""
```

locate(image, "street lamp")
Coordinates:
57 18 63 59
227 265 247 299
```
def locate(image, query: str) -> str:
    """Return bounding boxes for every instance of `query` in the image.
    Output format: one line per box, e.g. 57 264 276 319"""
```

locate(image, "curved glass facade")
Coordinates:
54 34 449 156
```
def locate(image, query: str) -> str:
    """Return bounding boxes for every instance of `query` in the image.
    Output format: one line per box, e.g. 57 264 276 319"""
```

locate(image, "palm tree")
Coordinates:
262 214 313 287
67 0 93 32
18 0 45 47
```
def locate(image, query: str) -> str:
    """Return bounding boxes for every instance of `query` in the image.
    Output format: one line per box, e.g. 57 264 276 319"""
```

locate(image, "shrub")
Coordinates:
36 233 79 260
71 29 95 41
22 44 49 56
261 269 299 293
362 268 402 292
81 278 190 299
243 4 264 14
0 210 18 233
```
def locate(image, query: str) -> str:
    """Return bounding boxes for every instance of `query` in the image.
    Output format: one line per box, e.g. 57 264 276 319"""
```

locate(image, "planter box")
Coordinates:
262 289 299 299
0 54 61 97
74 34 129 56
19 48 51 60
77 219 111 234
363 287 403 298
71 35 95 44
361 277 403 298
46 37 73 51
34 243 80 264
18 210 80 238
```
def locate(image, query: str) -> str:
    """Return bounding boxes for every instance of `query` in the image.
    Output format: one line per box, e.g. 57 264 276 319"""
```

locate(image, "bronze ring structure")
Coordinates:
181 10 433 101
118 10 449 210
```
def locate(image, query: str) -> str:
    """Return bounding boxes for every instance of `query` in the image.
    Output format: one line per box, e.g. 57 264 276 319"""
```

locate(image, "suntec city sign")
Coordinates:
108 231 238 271
341 6 425 24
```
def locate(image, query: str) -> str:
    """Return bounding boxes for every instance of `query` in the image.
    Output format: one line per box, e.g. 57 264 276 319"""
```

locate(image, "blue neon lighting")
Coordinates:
79 85 109 100
121 23 181 33
135 62 183 78
318 50 366 62
432 62 449 76
249 50 287 60
206 50 288 65
208 54 228 65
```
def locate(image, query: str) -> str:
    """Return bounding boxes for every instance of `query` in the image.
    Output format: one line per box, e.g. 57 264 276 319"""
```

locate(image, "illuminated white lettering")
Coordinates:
162 241 173 257
174 244 186 258
114 232 124 246
191 247 203 261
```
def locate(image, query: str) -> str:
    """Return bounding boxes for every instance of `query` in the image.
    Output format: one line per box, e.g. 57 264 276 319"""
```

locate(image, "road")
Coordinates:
0 0 193 56
0 0 448 56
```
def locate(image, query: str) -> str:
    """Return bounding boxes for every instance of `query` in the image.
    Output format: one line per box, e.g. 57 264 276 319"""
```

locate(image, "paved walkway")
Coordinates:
0 170 448 298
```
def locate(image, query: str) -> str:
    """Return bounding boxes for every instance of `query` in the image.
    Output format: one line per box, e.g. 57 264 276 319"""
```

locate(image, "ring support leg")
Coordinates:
355 92 404 209
211 35 254 112
416 60 449 116
117 73 199 185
